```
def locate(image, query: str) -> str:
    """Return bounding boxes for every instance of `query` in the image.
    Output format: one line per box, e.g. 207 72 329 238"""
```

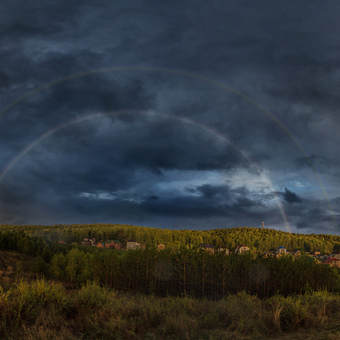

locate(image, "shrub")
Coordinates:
76 280 111 308
9 278 69 323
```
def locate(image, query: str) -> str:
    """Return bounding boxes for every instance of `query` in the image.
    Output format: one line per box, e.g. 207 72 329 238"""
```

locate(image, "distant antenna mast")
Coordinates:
262 222 265 228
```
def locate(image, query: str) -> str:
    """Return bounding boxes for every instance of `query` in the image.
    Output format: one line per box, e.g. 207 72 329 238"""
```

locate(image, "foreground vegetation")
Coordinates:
1 278 340 340
1 225 340 338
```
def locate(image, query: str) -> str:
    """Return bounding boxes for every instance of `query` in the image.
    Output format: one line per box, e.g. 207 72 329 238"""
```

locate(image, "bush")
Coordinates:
9 279 69 323
76 280 112 308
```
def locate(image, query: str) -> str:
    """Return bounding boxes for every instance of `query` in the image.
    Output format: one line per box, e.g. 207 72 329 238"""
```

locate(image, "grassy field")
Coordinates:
1 250 340 340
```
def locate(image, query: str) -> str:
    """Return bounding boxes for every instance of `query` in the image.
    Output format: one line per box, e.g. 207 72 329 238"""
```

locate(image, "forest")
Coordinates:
0 224 340 299
1 223 340 253
1 224 340 339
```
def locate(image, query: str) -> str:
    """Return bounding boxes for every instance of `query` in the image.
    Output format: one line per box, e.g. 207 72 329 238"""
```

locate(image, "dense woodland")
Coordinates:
1 223 340 253
0 224 340 299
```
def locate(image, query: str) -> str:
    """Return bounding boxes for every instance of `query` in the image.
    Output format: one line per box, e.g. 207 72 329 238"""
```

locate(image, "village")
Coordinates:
76 238 340 268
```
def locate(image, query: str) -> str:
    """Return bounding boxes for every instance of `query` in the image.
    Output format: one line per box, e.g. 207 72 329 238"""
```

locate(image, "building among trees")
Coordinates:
157 244 166 250
235 244 250 254
277 246 287 255
127 239 144 250
199 243 215 254
217 247 229 255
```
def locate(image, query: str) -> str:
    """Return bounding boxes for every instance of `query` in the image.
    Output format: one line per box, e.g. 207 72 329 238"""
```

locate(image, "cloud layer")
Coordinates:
0 0 339 234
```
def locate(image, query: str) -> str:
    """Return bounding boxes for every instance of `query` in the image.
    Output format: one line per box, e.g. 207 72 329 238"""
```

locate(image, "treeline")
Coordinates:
1 223 340 253
1 229 340 298
47 247 340 298
48 247 340 298
1 226 340 299
0 230 72 262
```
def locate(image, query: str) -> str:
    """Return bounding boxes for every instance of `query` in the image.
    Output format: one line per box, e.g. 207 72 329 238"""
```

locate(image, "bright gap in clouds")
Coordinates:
76 168 277 204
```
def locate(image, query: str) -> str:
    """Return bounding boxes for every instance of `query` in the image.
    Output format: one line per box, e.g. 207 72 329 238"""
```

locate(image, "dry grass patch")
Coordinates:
1 278 340 339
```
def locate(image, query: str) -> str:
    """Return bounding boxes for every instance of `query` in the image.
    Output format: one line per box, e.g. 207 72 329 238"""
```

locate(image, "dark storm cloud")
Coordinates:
293 198 340 233
110 184 261 220
232 197 259 209
0 72 154 169
0 0 339 234
141 184 263 220
55 183 273 228
0 1 84 38
296 221 308 230
0 72 10 89
194 184 231 199
2 114 249 201
276 188 303 204
296 155 339 175
3 72 152 126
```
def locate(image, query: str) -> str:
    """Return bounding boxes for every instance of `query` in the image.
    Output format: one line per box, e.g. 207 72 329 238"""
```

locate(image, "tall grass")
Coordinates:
0 279 340 339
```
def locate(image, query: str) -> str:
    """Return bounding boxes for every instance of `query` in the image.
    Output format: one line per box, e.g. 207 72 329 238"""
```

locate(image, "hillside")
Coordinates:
0 230 340 339
1 224 340 253
1 225 340 300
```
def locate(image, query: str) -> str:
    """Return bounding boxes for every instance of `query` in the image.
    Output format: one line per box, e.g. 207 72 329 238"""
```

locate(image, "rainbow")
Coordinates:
0 66 336 231
0 109 291 231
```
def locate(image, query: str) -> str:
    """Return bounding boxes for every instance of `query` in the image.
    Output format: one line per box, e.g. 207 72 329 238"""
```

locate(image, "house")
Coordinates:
81 238 96 246
127 239 143 250
324 256 340 267
217 247 230 255
311 251 321 256
105 240 116 248
58 240 66 245
277 246 287 255
294 250 301 256
101 240 122 249
113 240 122 250
235 244 250 254
199 243 215 254
157 244 166 250
95 240 122 249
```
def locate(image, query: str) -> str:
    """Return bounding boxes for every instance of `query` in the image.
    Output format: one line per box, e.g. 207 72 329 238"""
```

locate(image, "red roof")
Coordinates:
199 243 214 248
324 257 340 264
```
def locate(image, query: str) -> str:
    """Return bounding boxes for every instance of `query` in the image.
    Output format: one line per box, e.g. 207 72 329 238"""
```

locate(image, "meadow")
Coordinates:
1 276 340 339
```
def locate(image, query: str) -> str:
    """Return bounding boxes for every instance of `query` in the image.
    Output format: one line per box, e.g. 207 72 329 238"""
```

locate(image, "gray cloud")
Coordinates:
275 188 303 205
0 0 339 234
296 155 339 175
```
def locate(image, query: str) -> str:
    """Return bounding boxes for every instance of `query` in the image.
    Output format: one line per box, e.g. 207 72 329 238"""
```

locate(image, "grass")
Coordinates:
0 278 340 339
0 250 340 339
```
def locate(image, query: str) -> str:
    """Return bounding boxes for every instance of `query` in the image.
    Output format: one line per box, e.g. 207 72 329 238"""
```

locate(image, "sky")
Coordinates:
0 0 339 234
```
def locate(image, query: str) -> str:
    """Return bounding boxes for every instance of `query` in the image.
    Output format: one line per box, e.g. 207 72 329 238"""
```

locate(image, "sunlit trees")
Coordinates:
2 224 340 299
